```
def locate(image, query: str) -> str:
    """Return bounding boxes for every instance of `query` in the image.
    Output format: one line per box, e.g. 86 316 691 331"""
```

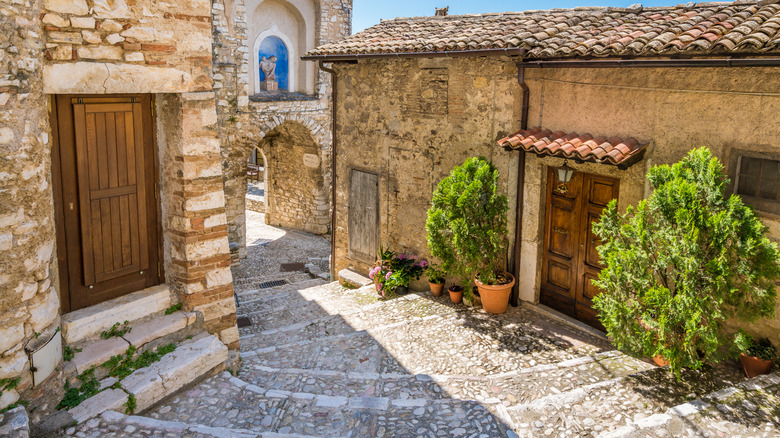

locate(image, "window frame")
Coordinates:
729 148 780 216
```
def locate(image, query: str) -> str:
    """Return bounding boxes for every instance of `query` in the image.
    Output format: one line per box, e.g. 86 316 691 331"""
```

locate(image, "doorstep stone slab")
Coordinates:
71 336 130 374
69 389 128 423
122 311 196 347
62 285 173 344
337 269 372 287
0 406 29 438
122 335 228 412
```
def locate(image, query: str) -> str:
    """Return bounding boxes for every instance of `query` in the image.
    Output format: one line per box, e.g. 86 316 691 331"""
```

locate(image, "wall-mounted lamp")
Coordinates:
556 159 575 183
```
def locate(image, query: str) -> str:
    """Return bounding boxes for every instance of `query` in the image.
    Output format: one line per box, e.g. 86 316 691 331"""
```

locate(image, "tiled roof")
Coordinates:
305 1 780 59
497 128 649 166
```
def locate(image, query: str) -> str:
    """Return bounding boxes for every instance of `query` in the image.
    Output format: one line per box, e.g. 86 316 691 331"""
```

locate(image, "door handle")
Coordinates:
553 227 568 235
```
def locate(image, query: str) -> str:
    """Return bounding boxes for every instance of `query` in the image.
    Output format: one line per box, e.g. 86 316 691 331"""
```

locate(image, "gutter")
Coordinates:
302 47 526 62
318 60 338 279
510 61 529 307
521 57 780 68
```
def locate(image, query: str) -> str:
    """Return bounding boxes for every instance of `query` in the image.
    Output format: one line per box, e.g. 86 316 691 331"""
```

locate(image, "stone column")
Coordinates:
0 0 62 410
158 92 239 349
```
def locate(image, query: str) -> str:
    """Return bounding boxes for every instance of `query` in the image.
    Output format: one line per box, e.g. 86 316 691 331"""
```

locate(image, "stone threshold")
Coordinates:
525 302 610 342
61 284 175 345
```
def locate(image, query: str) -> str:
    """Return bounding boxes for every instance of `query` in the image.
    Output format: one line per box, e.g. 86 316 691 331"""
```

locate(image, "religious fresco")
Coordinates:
258 36 289 91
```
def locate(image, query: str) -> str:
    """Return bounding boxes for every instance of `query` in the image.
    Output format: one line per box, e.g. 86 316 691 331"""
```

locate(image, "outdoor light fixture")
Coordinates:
556 159 575 183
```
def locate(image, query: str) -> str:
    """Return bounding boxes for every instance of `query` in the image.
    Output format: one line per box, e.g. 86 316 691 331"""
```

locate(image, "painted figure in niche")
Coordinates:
260 56 277 81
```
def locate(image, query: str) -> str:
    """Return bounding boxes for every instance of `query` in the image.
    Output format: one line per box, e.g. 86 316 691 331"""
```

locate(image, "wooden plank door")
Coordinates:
52 95 161 312
348 169 379 263
540 168 618 330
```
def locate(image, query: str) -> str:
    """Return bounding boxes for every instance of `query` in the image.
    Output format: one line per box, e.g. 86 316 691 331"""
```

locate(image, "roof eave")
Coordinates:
301 47 527 61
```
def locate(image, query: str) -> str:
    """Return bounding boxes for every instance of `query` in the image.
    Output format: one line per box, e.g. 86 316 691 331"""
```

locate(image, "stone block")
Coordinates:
48 31 83 44
71 336 130 374
0 324 23 355
70 17 96 29
27 288 59 332
101 20 123 33
122 312 193 347
43 0 88 15
42 14 69 27
61 285 172 344
218 326 239 345
69 389 128 423
184 191 226 212
184 238 229 261
338 269 372 287
125 52 144 62
78 46 122 61
0 406 28 436
0 389 19 410
315 395 347 407
203 213 227 229
205 267 232 288
0 351 27 380
81 31 102 44
43 63 197 94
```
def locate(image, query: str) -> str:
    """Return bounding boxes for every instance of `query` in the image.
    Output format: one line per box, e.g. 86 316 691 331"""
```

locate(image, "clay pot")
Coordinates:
474 273 515 314
652 355 669 367
740 353 774 378
448 285 463 304
429 281 445 297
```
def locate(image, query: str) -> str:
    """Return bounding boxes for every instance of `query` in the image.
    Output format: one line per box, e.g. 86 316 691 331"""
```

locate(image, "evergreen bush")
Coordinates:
426 157 509 294
593 147 780 377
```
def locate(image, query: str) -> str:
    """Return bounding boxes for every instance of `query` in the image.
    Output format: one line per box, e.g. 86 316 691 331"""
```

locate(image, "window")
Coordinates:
735 155 780 215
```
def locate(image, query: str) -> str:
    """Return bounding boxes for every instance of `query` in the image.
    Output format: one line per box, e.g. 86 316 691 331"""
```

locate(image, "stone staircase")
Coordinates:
57 278 778 437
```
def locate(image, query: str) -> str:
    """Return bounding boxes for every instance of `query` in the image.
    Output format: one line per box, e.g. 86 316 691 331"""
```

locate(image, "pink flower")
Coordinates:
385 271 392 280
375 282 381 291
397 254 407 260
418 260 428 268
368 266 380 280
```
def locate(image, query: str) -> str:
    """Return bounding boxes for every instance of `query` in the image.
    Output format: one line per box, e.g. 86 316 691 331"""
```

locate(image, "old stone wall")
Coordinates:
518 66 780 347
0 0 61 410
214 0 352 255
332 57 520 283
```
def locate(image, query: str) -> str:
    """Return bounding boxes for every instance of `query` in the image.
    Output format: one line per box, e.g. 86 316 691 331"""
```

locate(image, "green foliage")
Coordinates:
101 343 177 379
0 376 21 407
100 321 131 339
593 147 780 378
57 368 100 410
732 330 778 362
426 156 509 287
368 246 426 297
425 263 446 284
124 393 137 415
164 303 183 315
63 345 82 362
0 400 30 414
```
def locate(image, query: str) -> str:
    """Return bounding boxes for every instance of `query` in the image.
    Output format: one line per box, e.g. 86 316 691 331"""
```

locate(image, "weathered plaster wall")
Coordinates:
215 0 352 256
332 57 520 283
41 0 214 94
0 0 61 410
518 66 780 346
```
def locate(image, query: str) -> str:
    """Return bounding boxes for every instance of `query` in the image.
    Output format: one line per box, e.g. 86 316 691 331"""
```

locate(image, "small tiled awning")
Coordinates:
497 128 649 168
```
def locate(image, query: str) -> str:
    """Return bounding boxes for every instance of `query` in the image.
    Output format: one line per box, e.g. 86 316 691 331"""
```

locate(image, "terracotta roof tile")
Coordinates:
306 1 780 59
497 128 649 166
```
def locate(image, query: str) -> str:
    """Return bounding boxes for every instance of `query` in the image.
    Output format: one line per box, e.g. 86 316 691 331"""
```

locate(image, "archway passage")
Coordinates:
258 36 289 91
256 121 329 236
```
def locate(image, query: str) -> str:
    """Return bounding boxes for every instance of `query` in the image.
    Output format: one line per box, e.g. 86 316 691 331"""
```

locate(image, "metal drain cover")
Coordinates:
258 279 288 289
237 317 252 328
280 263 305 272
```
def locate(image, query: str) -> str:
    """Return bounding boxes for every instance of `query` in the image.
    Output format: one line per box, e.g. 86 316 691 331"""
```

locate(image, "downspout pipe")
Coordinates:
510 61 529 307
319 60 338 279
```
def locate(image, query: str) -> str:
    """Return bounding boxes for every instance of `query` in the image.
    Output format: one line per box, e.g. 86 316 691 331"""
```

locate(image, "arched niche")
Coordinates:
248 0 317 95
254 28 294 92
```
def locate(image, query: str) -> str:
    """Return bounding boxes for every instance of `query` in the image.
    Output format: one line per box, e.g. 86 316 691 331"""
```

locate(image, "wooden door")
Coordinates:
348 169 379 263
52 95 161 312
540 168 619 330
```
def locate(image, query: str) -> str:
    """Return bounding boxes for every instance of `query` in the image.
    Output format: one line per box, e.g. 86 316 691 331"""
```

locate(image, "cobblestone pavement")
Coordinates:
60 214 780 437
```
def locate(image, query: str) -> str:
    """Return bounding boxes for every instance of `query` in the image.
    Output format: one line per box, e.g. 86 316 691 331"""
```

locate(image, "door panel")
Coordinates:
540 167 619 330
348 169 379 263
53 95 160 312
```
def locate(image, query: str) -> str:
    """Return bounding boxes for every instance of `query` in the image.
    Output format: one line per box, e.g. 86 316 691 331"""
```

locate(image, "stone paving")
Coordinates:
57 214 780 437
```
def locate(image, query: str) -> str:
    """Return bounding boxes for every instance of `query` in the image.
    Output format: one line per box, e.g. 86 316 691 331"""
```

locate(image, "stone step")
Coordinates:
598 372 780 438
235 278 327 301
233 273 317 294
65 334 228 424
61 285 174 345
67 310 199 375
505 361 747 437
143 373 509 437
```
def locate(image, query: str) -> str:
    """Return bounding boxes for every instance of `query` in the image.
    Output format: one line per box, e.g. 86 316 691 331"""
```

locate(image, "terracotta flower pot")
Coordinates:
475 273 515 314
429 281 445 297
448 285 463 304
740 353 774 378
652 355 669 367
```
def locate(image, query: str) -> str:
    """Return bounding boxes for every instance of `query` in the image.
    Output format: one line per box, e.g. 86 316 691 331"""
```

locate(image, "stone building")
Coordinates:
0 0 239 417
211 0 352 259
305 2 780 344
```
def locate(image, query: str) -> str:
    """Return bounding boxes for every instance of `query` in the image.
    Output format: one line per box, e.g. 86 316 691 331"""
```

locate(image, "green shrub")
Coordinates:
426 157 508 291
593 147 780 377
732 330 777 362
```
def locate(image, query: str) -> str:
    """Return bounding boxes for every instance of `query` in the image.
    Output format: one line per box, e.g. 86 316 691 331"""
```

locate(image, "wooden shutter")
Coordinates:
72 101 149 286
348 170 379 262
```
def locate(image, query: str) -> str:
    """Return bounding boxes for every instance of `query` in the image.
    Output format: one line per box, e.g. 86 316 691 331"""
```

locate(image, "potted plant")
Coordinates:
368 246 426 298
426 156 513 313
448 284 463 304
733 330 777 378
592 148 780 378
425 263 446 297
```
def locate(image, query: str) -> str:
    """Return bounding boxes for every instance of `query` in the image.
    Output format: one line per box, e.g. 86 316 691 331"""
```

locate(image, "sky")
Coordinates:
352 0 680 33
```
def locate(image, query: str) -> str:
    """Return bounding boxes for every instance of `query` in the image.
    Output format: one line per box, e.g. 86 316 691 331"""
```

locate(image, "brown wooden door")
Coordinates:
540 168 619 330
52 95 161 312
